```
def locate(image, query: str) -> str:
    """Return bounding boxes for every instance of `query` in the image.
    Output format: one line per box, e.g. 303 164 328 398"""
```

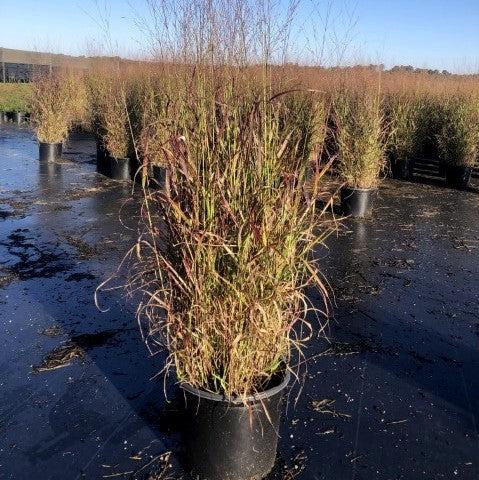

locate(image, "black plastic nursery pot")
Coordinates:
103 156 131 181
96 141 109 175
130 156 143 184
150 164 166 188
12 112 26 124
131 160 165 187
391 158 414 180
39 142 62 162
182 369 290 480
445 165 472 190
341 186 377 218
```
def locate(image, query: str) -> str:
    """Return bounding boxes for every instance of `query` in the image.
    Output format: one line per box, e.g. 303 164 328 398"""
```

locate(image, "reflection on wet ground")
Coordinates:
0 124 478 479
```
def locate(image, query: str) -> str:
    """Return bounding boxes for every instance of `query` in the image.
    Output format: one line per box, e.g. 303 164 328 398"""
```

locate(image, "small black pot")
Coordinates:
439 162 446 178
341 187 376 218
445 165 472 190
150 164 166 188
130 157 144 184
96 141 109 161
39 142 62 162
182 370 290 480
12 112 26 124
391 158 414 180
103 156 131 181
96 142 110 175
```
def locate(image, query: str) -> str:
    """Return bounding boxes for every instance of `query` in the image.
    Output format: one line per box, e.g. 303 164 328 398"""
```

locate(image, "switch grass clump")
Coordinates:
126 73 331 401
95 72 132 160
384 92 419 164
333 87 385 189
30 69 87 144
436 93 479 168
0 83 32 113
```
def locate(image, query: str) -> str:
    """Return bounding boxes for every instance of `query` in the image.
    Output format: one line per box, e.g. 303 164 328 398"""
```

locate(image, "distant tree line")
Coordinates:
333 64 453 76
280 62 460 76
388 65 451 76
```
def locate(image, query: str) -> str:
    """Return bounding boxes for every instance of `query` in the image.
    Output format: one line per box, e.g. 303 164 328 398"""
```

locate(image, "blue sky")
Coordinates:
0 0 478 72
350 0 479 72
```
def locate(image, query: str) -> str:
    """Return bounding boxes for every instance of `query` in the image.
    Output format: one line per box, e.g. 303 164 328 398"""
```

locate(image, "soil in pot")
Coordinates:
39 142 62 162
391 158 414 181
182 369 290 480
445 165 472 190
341 187 377 218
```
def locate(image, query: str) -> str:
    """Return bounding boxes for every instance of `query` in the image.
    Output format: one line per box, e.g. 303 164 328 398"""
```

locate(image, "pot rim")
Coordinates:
181 367 291 404
39 142 63 147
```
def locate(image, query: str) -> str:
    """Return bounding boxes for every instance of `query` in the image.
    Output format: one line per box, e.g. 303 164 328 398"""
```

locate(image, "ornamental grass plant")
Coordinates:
133 74 170 169
30 69 84 144
123 70 332 400
384 92 419 164
333 86 385 189
414 93 443 160
94 71 131 159
112 0 336 402
0 83 32 113
436 93 479 168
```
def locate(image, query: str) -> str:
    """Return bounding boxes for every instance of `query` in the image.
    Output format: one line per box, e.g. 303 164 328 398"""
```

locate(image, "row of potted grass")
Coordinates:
331 86 479 218
0 110 28 124
385 91 479 189
3 70 477 198
22 70 479 221
0 83 32 124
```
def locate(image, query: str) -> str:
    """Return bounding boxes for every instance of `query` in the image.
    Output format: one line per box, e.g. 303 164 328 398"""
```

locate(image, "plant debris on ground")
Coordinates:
311 399 352 419
32 342 84 372
33 330 120 372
